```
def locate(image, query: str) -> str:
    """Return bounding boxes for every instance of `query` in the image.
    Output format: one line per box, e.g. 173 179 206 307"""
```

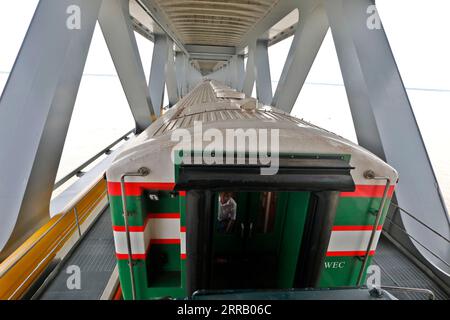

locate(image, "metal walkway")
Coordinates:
374 236 449 300
32 209 448 300
37 207 116 300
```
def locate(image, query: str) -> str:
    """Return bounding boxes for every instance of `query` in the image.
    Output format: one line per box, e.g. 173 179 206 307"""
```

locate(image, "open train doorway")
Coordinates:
211 191 288 290
179 158 355 296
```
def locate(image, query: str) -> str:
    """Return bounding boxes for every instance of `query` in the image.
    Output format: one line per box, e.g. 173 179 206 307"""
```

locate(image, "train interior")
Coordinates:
185 188 345 295
137 158 355 297
209 191 309 290
180 158 355 295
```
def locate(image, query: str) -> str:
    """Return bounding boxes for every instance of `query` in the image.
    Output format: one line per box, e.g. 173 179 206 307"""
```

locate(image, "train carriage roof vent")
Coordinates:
215 90 245 99
237 98 261 111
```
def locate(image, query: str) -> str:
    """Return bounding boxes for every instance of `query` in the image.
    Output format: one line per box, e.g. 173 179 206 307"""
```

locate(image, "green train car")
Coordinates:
106 81 398 300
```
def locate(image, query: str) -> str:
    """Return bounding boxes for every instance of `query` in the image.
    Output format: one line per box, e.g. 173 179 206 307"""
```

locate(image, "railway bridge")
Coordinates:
0 0 448 300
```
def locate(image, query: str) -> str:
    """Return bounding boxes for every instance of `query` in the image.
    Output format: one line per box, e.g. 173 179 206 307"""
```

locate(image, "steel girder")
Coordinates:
148 34 169 117
254 40 273 105
271 3 329 112
166 39 179 107
0 0 447 289
325 0 450 283
0 0 102 260
242 40 256 96
99 0 155 132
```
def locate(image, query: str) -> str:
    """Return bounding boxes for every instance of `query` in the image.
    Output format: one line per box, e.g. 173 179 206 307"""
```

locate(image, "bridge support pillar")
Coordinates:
99 0 155 132
176 52 188 98
254 40 273 105
149 34 169 117
271 4 329 112
0 0 102 259
233 55 245 91
242 41 256 96
325 0 450 280
165 39 179 107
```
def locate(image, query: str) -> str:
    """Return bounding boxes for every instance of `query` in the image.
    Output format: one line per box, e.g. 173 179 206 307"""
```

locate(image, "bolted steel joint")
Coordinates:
363 170 376 180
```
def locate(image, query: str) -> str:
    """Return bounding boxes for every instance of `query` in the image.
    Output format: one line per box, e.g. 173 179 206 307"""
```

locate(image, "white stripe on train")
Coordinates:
113 218 186 259
113 223 381 259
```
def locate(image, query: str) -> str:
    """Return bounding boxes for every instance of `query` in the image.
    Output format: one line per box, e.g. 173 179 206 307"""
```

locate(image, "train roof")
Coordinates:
106 81 398 185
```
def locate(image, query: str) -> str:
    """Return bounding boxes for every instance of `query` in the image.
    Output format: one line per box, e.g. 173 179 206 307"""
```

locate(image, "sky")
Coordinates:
0 0 449 207
1 1 450 89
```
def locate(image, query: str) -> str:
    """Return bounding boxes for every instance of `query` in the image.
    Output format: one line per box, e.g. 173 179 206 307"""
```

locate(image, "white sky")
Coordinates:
1 1 450 89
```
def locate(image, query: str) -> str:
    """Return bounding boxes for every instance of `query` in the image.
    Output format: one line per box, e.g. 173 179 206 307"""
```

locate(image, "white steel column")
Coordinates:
242 41 256 96
99 0 155 132
165 39 179 107
271 4 329 112
176 52 188 97
254 40 272 105
0 0 102 259
325 0 450 278
234 55 245 90
149 34 169 117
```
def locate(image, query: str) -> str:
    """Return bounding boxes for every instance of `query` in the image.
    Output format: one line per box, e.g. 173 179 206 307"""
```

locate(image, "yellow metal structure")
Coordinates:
0 179 107 300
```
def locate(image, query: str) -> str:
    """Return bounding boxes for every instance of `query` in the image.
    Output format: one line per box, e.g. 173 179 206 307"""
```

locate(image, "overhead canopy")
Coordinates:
130 0 299 74
152 0 280 47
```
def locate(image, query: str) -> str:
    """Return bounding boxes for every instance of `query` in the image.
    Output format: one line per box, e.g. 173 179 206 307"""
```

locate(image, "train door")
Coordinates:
211 192 248 254
181 157 355 295
210 191 288 289
245 192 288 254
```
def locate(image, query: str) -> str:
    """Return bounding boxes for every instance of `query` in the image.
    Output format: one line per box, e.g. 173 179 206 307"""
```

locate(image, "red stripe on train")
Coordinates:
116 253 146 260
332 225 383 231
112 225 145 232
326 250 375 257
150 239 180 245
108 182 394 198
340 185 394 198
107 181 175 196
147 212 180 219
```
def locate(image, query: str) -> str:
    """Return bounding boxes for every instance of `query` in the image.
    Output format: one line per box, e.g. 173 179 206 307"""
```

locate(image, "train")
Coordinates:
106 80 398 300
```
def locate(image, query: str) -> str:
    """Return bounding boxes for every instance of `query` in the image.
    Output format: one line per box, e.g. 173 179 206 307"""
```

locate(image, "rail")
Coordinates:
357 172 391 286
120 167 151 300
54 129 134 190
380 285 436 300
6 191 107 299
390 203 450 244
382 215 450 269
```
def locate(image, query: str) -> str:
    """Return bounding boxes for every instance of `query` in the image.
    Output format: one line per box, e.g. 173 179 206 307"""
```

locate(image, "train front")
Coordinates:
106 82 398 300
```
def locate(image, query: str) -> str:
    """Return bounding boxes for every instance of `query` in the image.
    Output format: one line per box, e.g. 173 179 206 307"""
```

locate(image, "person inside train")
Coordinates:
217 192 237 233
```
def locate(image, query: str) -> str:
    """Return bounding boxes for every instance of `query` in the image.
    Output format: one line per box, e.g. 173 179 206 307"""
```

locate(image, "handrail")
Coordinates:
390 203 450 244
0 130 134 280
6 191 108 299
357 172 391 286
382 217 450 269
120 167 151 300
380 285 436 300
0 189 108 280
54 129 134 190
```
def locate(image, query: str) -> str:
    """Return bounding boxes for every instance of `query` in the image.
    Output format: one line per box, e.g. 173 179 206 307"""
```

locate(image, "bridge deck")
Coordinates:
32 206 448 300
374 236 448 300
37 207 116 300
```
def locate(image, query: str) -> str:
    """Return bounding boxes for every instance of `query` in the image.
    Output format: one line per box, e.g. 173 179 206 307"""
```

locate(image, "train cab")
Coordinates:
106 81 398 299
